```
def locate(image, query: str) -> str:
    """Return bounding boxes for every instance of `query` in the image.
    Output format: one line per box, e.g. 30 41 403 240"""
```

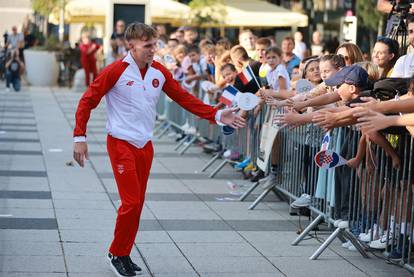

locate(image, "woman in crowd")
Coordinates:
372 37 399 78
336 42 364 66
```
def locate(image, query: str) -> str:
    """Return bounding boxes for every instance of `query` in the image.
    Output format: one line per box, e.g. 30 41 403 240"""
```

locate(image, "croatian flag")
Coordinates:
321 132 331 151
314 150 347 169
238 65 255 86
219 85 239 106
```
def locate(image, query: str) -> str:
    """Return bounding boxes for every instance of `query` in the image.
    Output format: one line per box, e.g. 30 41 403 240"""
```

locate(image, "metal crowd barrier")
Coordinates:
155 78 414 272
271 123 414 270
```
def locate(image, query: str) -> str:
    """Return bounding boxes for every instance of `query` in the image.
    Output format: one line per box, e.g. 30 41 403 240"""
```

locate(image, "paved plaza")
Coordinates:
0 86 411 276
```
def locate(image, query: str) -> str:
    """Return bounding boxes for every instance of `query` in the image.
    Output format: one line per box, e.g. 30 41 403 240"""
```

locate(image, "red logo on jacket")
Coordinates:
126 81 134 86
152 79 159 88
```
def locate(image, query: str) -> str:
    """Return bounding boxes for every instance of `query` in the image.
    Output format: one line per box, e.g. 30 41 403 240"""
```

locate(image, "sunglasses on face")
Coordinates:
338 54 350 61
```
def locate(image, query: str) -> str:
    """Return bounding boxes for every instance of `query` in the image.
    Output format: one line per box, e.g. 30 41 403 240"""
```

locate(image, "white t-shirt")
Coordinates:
7 33 24 49
266 64 291 91
293 41 306 60
390 53 414 78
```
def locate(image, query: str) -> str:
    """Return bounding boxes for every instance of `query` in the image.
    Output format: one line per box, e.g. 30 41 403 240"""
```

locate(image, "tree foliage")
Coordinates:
31 0 60 17
356 0 383 31
188 0 227 27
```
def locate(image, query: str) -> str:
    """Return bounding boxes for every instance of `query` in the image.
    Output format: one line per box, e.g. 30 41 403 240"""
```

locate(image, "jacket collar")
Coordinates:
122 51 153 69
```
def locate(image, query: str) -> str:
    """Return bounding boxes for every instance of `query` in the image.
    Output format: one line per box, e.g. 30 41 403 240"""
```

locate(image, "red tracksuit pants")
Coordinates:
107 135 153 256
81 59 98 87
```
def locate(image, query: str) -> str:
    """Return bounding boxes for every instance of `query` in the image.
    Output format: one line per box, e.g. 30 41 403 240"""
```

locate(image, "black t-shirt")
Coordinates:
111 32 124 40
234 61 262 93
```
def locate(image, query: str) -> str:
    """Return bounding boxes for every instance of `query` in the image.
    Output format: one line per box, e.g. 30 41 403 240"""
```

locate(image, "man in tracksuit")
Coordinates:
73 22 246 277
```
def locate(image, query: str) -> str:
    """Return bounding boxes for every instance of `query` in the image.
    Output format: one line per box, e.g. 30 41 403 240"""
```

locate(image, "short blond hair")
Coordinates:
125 22 158 41
357 61 380 82
230 45 249 62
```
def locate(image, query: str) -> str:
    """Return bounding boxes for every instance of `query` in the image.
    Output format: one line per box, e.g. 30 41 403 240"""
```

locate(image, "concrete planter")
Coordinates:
24 50 59 86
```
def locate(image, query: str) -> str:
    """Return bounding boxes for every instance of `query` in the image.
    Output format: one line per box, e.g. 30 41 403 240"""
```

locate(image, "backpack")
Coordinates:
369 78 410 135
370 78 410 101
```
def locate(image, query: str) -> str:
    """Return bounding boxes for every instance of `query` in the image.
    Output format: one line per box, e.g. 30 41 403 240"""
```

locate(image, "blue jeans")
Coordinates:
6 71 21 92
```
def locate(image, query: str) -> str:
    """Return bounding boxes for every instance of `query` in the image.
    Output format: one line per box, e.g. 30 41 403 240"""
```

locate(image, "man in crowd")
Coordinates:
6 26 24 50
183 27 199 46
310 30 326 56
281 36 301 77
239 29 257 60
293 31 307 60
73 22 246 277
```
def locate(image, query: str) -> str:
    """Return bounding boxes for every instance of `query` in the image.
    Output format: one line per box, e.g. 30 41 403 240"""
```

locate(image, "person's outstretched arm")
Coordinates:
351 96 414 114
157 62 246 128
293 92 341 112
73 60 129 167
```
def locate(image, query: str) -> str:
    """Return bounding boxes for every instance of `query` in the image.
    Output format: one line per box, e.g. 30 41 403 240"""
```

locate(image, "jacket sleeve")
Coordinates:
73 60 128 137
156 62 218 123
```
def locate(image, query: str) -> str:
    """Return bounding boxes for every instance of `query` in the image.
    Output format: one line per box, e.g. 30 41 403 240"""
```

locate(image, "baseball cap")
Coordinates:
325 65 369 89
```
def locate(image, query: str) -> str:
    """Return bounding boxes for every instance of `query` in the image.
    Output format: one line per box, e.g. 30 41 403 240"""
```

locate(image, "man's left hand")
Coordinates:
220 107 247 128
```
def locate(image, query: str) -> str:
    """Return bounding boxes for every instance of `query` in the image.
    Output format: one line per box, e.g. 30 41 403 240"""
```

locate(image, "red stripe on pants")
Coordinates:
107 135 153 256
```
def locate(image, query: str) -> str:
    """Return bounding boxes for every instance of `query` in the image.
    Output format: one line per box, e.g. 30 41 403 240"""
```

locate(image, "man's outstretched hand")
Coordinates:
220 107 247 129
73 142 89 167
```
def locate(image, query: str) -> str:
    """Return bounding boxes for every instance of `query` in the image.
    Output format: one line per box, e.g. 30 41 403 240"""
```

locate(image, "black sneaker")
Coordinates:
107 253 136 277
250 170 264 182
127 256 142 273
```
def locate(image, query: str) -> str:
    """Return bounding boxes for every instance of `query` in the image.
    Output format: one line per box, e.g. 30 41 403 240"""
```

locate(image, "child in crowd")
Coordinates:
200 43 216 83
183 44 206 96
258 46 290 105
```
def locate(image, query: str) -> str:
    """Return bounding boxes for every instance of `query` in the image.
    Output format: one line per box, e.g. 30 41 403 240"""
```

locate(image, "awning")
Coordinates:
194 0 308 28
151 0 190 26
49 0 189 25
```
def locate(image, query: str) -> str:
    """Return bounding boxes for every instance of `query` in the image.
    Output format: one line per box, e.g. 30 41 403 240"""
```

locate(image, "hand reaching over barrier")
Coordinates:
312 110 337 131
354 108 394 133
219 107 247 129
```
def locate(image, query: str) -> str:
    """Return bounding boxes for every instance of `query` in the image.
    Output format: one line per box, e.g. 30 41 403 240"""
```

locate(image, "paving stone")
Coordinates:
3 273 66 277
0 230 60 242
0 255 66 272
144 256 195 274
0 241 62 256
137 243 183 257
0 218 58 230
188 256 279 274
268 256 368 277
0 207 55 218
168 231 244 243
177 242 260 257
135 231 173 243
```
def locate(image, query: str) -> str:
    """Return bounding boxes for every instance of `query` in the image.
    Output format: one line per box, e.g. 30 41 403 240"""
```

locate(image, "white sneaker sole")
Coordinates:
107 255 143 276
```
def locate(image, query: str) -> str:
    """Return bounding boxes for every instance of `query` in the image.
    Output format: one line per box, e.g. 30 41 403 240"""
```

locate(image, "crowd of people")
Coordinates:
118 19 414 262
